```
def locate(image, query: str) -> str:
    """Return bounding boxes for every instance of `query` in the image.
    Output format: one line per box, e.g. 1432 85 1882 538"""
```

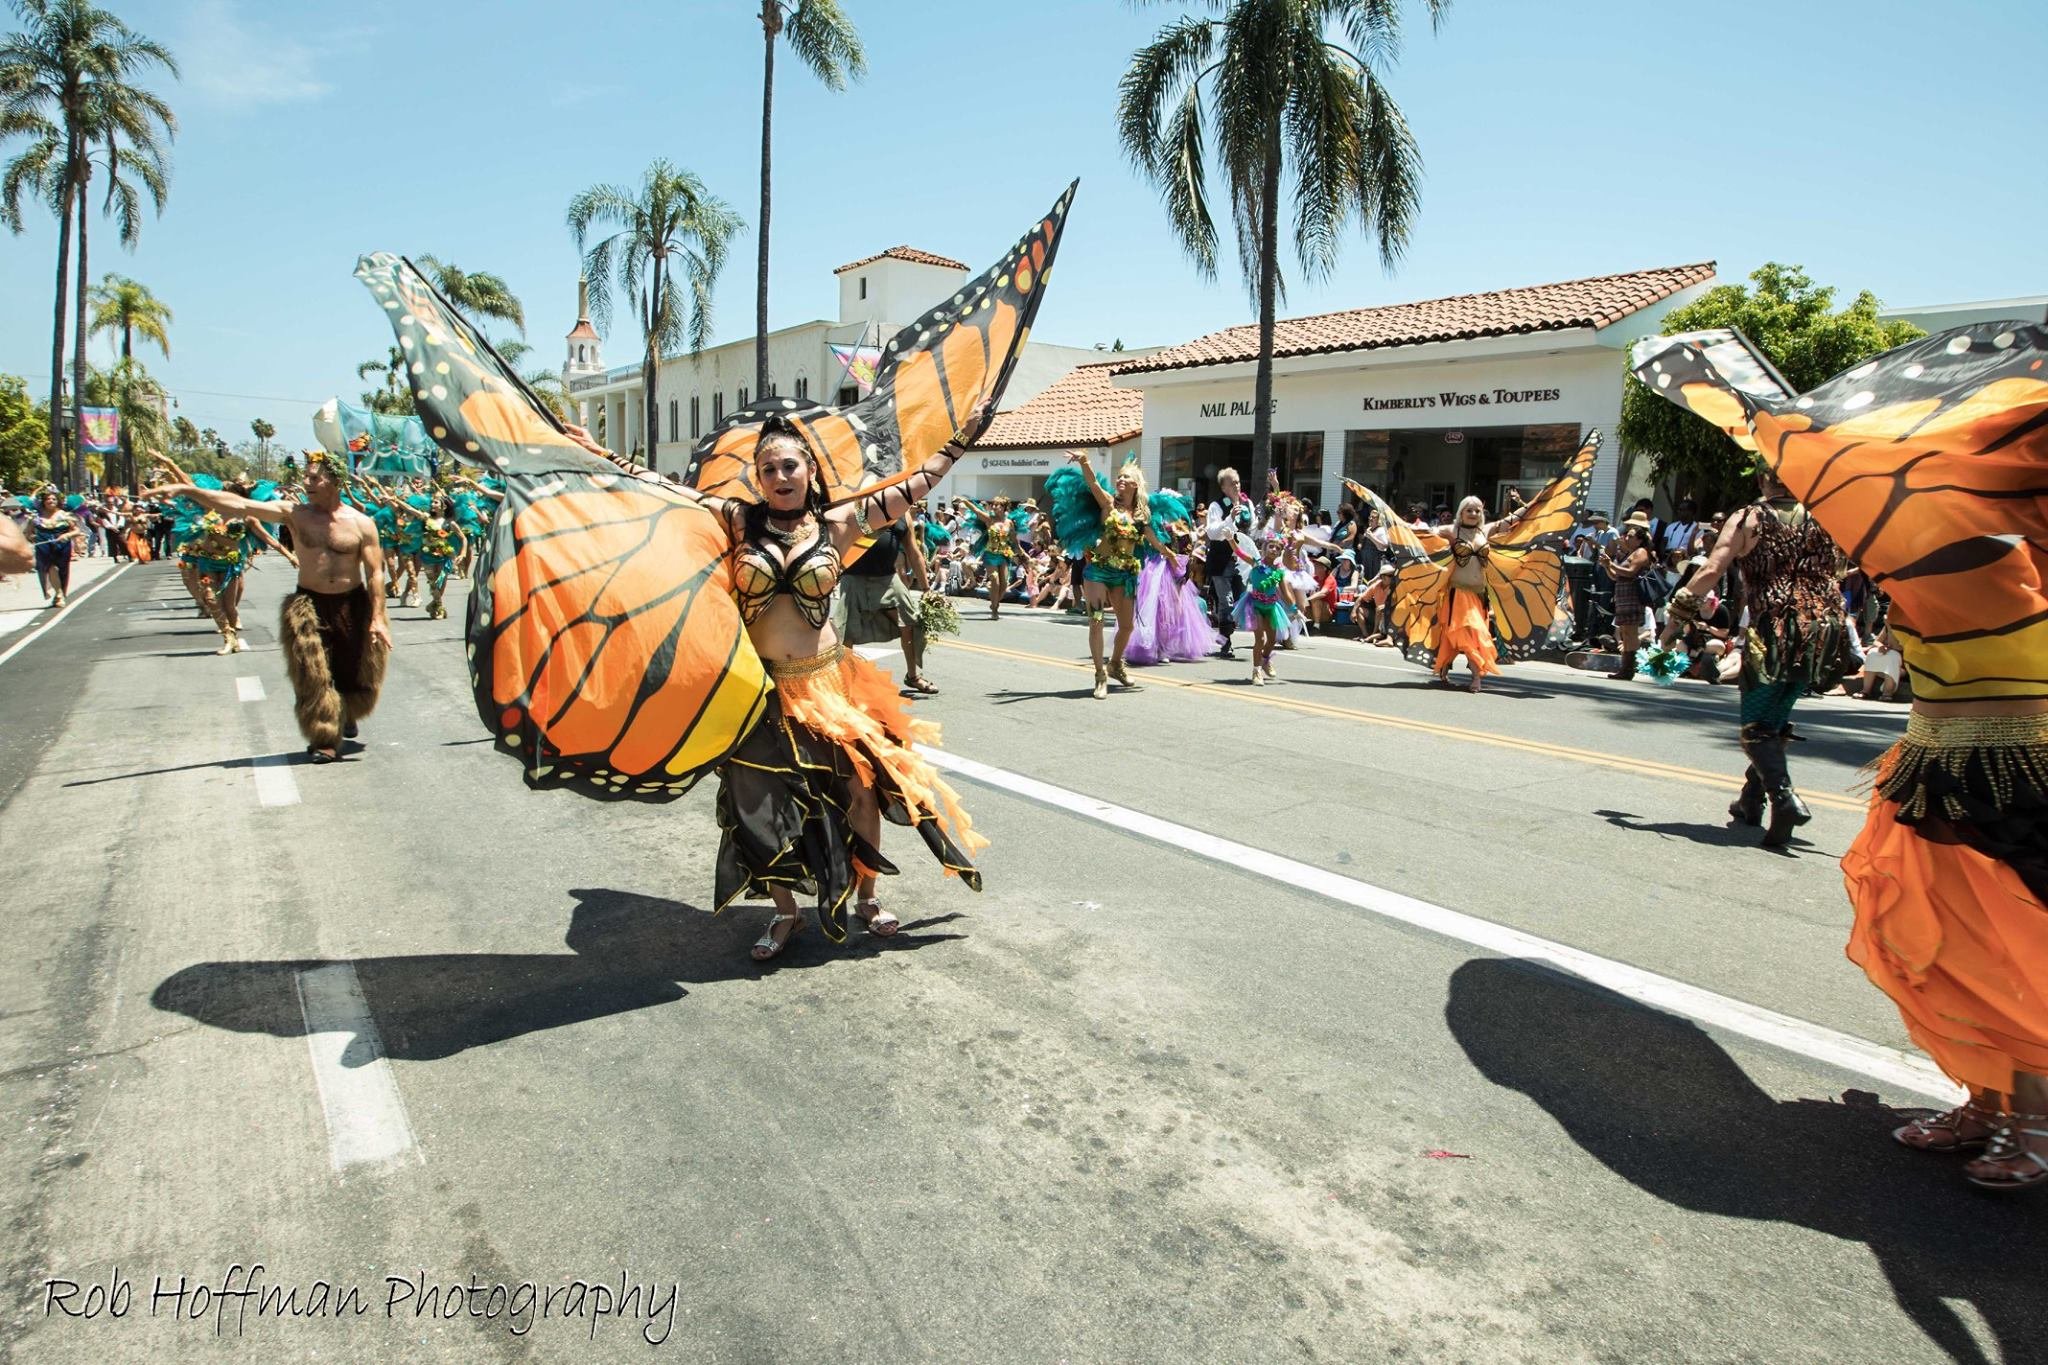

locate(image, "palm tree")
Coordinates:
88 271 169 485
1119 0 1444 476
755 0 864 393
355 346 412 415
568 160 742 471
82 356 162 482
170 412 198 453
414 254 526 335
250 417 274 462
0 0 176 489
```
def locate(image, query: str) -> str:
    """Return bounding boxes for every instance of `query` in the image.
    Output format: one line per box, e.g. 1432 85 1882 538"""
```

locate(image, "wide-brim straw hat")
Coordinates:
1623 512 1654 532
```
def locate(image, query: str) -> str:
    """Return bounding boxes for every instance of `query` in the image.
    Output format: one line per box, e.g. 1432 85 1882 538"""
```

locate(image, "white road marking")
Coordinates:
854 644 902 662
235 675 266 703
0 562 131 667
294 963 422 1176
251 754 301 808
921 746 1961 1104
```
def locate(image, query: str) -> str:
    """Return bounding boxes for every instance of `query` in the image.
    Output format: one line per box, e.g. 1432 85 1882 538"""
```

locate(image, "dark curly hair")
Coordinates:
754 414 829 518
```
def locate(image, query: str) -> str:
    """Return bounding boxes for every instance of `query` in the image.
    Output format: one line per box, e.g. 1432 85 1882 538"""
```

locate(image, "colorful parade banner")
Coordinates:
79 407 120 453
828 336 886 400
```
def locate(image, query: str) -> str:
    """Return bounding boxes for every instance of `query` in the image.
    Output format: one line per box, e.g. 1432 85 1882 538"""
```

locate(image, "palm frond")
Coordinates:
784 0 867 89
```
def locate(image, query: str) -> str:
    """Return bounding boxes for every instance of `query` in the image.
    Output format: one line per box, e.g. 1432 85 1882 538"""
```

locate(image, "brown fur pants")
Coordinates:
279 587 387 749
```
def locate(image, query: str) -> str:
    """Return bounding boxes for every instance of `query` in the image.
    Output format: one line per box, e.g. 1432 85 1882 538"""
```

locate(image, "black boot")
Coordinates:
1728 766 1765 826
1745 726 1810 848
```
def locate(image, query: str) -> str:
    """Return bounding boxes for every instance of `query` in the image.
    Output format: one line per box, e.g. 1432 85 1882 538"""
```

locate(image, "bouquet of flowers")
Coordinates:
1635 644 1690 686
919 590 962 638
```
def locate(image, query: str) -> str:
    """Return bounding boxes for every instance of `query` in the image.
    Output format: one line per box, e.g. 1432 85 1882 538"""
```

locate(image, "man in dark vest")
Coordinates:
1202 467 1254 660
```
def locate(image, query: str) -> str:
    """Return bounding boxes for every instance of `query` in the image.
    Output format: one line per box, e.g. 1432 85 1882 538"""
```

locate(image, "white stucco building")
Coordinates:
1108 262 1717 519
560 245 1099 472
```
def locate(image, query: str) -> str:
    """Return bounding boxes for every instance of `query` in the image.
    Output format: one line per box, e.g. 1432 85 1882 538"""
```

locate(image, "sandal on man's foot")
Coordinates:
856 898 900 938
906 674 940 695
1894 1101 2000 1153
308 746 338 765
1964 1116 2048 1191
751 912 804 962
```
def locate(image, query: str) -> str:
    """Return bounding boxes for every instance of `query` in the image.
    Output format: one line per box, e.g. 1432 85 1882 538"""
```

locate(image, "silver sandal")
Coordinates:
1893 1101 2001 1153
855 898 900 938
1965 1113 2048 1191
750 912 803 961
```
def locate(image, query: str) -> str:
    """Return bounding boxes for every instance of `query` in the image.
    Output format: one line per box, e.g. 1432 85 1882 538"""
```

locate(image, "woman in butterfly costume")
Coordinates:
1634 323 2048 1192
352 183 1078 964
1045 450 1173 698
1346 436 1599 695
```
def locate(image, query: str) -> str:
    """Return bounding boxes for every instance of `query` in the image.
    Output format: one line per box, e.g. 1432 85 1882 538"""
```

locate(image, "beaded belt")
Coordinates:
1878 711 2048 818
765 645 845 679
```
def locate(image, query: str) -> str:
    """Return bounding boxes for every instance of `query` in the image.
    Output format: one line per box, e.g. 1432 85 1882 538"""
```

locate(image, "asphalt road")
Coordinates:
3 562 2041 1365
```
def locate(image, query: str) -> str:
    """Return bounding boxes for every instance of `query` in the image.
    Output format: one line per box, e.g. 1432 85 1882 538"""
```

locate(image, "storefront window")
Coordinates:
1343 422 1580 519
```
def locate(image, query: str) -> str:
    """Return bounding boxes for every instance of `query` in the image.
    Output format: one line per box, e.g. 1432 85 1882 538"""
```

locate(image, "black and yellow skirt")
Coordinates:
713 646 985 941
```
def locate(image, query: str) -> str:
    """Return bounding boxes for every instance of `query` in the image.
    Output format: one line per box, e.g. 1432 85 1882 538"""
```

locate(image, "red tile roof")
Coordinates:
1111 262 1716 375
564 319 599 341
833 245 971 274
976 362 1145 450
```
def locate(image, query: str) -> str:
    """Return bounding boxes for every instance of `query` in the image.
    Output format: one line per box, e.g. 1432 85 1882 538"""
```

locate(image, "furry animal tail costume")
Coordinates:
279 587 387 750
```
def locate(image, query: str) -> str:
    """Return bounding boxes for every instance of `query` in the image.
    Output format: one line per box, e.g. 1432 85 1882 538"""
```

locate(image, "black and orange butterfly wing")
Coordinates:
1482 433 1599 656
1348 481 1451 665
355 253 770 797
1633 324 2048 701
688 182 1080 505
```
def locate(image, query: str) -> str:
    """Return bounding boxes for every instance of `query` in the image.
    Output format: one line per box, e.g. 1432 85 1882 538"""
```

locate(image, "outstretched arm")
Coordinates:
248 522 298 568
829 395 997 534
146 481 291 526
1069 450 1113 511
1658 510 1754 648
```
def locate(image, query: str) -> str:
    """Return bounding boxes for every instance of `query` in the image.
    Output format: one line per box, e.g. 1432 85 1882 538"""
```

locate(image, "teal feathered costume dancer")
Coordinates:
962 495 1032 617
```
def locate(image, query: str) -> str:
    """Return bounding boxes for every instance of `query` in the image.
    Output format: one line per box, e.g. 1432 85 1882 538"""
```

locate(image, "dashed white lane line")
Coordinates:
235 675 266 703
920 745 1960 1105
252 755 300 808
295 963 423 1176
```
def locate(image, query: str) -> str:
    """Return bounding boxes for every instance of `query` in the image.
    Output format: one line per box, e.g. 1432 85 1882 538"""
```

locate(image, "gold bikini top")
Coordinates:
730 529 841 628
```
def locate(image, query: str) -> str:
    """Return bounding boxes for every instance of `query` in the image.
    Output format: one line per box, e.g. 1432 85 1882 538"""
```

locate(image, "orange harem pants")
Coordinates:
1434 587 1499 680
1845 797 2048 1094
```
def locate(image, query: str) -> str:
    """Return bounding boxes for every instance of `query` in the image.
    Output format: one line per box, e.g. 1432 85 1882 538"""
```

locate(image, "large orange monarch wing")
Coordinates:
687 182 1079 506
1482 433 1600 656
354 253 769 799
1632 325 2048 702
1345 479 1451 666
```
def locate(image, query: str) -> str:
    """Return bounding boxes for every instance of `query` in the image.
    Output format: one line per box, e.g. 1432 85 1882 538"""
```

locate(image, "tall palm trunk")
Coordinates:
1249 129 1283 484
756 0 779 395
47 136 77 490
120 325 135 490
71 172 91 489
642 260 663 471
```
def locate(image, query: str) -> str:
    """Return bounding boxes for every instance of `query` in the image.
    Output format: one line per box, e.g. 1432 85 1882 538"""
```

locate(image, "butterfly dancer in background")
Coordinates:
1654 469 1851 847
1427 497 1526 693
1046 451 1173 699
1634 323 2048 1192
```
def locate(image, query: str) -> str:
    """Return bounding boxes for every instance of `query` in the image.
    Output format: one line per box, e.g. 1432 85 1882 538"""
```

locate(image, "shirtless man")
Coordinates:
149 449 392 762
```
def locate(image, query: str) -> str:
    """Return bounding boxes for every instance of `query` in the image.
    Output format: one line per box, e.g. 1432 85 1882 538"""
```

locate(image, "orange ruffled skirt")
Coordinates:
1434 588 1499 679
714 646 985 941
1844 729 2048 1094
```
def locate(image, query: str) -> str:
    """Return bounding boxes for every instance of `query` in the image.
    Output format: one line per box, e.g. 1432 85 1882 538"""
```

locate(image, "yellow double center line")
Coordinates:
943 637 1871 814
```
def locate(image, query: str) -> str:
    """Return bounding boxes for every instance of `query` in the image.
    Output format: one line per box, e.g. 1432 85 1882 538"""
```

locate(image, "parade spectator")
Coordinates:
1846 622 1904 701
1661 498 1699 568
1600 514 1655 680
1307 551 1359 634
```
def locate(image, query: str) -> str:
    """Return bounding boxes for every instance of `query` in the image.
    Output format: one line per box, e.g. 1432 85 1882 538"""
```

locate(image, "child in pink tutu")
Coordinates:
1127 515 1223 665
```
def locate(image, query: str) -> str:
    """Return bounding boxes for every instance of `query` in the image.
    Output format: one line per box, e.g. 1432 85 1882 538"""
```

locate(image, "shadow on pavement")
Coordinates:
1447 957 2045 1365
150 888 965 1063
1593 807 1824 854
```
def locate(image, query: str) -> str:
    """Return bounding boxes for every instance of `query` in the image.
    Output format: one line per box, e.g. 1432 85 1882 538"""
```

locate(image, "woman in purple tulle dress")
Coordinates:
1126 522 1224 665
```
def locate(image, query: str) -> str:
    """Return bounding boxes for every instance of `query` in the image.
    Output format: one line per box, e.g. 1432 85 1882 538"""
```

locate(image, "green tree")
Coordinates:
169 411 198 453
568 159 742 471
249 416 274 461
80 355 162 487
755 0 864 394
414 254 526 335
0 0 176 490
88 271 169 485
356 346 413 415
1618 263 1924 509
1120 0 1445 476
0 373 50 490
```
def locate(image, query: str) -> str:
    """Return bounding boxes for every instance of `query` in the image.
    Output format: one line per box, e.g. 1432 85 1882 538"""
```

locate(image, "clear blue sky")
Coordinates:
3 0 2043 443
